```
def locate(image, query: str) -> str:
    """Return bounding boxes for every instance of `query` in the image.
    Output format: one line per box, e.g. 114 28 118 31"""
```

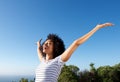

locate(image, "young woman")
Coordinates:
36 23 113 82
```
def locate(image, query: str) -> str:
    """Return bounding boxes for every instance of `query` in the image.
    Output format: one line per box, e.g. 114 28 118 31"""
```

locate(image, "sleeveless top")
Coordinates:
35 55 65 82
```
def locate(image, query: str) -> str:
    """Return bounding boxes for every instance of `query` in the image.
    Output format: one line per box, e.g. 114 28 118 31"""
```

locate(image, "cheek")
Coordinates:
50 45 54 52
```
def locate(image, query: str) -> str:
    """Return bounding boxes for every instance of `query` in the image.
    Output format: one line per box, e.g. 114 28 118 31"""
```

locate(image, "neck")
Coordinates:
46 54 53 61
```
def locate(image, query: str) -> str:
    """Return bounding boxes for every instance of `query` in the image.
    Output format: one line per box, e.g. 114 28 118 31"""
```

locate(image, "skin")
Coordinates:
37 23 114 62
42 39 54 61
37 39 54 62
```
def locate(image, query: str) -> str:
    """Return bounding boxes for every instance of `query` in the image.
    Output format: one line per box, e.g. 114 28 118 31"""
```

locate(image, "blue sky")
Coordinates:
0 0 120 76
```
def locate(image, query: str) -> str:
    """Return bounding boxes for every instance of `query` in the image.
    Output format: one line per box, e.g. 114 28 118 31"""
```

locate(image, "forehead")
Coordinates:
45 39 53 43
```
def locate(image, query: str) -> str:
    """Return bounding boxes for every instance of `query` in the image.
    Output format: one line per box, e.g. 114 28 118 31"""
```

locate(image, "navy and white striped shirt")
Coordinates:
35 55 65 82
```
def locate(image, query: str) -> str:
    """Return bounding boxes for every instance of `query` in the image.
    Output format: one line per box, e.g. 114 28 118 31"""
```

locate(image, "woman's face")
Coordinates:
43 39 54 55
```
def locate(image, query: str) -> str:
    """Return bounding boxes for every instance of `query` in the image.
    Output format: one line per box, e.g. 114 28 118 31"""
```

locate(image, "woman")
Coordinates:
36 23 113 82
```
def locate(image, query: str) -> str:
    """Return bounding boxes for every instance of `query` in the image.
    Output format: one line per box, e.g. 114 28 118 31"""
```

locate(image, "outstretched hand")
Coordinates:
37 39 42 48
96 23 114 29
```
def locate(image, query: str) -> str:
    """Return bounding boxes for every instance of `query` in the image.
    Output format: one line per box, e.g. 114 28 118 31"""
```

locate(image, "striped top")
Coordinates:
35 55 65 82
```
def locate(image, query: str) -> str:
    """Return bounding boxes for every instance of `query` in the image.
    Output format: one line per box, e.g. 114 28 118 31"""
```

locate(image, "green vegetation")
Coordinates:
59 63 120 82
58 65 79 82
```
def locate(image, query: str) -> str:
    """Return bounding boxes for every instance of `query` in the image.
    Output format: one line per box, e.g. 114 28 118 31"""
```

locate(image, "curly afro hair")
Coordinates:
41 33 65 59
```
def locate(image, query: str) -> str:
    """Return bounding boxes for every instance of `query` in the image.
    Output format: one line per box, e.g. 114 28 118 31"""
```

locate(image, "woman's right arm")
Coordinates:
37 39 43 62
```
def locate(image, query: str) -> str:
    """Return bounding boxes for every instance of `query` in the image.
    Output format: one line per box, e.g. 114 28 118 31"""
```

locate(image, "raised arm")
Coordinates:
37 39 43 62
61 23 113 62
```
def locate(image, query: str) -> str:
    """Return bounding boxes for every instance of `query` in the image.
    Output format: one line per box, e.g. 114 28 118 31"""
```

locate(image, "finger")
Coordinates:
103 23 114 27
109 23 114 26
35 38 42 45
106 23 114 26
39 38 42 43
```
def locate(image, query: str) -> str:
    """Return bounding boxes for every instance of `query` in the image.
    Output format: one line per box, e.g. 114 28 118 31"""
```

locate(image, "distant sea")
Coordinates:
0 75 35 82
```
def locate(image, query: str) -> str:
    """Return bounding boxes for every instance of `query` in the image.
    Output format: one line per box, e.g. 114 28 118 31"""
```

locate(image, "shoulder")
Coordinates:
54 55 65 63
